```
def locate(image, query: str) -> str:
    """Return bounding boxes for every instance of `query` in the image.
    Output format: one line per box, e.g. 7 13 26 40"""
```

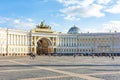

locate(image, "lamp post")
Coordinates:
77 34 78 55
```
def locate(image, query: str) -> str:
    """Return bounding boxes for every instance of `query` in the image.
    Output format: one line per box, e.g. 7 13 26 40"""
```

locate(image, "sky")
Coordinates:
0 0 120 33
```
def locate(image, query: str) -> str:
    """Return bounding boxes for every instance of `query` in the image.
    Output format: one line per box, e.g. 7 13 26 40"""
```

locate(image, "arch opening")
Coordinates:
37 38 53 55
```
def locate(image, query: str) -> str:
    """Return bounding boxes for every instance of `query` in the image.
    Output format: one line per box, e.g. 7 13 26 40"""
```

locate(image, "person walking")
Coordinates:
92 54 94 58
112 55 114 60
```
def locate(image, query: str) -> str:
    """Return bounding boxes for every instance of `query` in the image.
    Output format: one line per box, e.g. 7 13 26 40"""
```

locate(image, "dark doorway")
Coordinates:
37 38 53 55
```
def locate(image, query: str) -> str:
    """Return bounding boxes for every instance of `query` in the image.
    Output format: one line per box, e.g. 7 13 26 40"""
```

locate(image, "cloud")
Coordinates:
58 0 106 20
81 4 104 17
82 20 120 33
0 16 36 30
64 15 80 21
50 22 61 27
14 19 20 24
102 21 120 32
13 20 36 30
80 0 94 7
58 0 80 6
58 0 94 7
60 3 104 20
49 22 62 31
105 0 120 14
27 18 33 22
58 0 120 20
97 0 111 5
0 17 10 24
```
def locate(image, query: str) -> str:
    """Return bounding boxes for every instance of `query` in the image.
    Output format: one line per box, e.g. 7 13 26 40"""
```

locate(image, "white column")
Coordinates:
17 35 18 45
20 35 21 45
21 35 23 45
52 37 54 46
26 36 27 45
13 34 15 45
8 34 10 45
17 35 19 45
24 36 26 45
11 34 13 45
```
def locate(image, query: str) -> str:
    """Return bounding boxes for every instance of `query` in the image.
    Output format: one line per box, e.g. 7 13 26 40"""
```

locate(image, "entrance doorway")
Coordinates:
37 38 53 55
102 52 106 56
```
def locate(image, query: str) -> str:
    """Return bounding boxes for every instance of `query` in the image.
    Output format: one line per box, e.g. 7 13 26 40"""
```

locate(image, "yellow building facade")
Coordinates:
0 22 120 56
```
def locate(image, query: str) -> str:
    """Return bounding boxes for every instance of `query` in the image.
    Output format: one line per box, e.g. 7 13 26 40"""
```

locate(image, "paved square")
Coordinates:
0 56 120 80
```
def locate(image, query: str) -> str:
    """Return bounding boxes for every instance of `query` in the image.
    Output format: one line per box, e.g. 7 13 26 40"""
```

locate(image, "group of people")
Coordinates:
72 53 115 60
27 52 36 59
27 52 115 60
92 53 115 60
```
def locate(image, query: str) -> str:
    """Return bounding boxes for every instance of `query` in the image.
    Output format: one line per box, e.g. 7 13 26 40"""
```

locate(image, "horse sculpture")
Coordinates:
27 53 36 59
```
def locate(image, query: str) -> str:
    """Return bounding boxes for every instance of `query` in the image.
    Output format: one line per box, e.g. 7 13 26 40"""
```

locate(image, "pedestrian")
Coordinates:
73 54 76 58
112 56 114 60
92 54 94 58
109 54 111 58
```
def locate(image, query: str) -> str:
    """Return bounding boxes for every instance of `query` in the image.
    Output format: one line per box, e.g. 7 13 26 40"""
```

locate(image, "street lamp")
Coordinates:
77 34 78 55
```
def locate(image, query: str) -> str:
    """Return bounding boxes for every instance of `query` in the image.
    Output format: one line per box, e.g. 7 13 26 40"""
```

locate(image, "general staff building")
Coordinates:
0 22 120 56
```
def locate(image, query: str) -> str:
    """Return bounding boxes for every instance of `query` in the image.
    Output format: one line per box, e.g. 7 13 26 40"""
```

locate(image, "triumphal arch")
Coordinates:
30 21 58 55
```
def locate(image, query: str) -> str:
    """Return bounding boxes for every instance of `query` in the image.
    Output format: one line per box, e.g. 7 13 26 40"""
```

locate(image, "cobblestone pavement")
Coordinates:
0 56 120 80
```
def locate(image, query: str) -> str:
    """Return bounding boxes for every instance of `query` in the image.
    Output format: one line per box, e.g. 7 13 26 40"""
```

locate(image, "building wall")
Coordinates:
0 27 120 56
0 28 7 56
0 28 30 56
7 29 30 56
56 32 120 55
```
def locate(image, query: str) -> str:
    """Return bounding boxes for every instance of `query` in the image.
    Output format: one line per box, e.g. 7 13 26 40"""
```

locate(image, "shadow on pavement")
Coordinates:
0 64 120 67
